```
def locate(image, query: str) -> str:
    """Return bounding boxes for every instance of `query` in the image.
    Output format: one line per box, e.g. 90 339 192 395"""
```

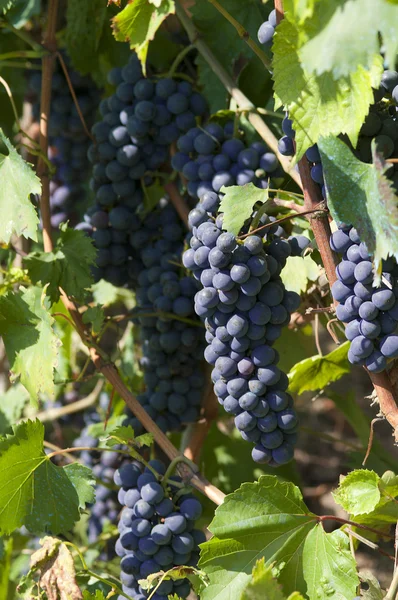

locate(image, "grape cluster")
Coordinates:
257 9 277 49
183 191 303 465
121 200 206 435
172 121 283 200
354 68 398 192
115 459 205 600
82 52 207 286
28 63 100 228
73 400 122 557
330 226 398 371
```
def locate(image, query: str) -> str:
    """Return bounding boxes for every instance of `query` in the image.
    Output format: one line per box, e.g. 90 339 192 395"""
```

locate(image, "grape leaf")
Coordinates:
106 425 153 450
0 131 40 244
359 570 385 600
288 342 350 394
82 305 105 336
281 255 319 294
333 470 381 515
0 538 12 600
0 384 29 435
199 475 359 598
112 0 175 72
24 224 97 304
66 0 107 74
334 470 398 539
200 476 315 597
140 179 165 218
272 18 383 158
299 0 398 78
302 527 358 600
18 537 82 600
0 286 61 404
0 419 95 535
91 278 135 307
83 591 106 600
241 558 305 599
319 136 398 277
219 183 269 236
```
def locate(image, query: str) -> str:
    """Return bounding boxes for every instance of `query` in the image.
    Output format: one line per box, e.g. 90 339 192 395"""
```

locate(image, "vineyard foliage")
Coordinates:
0 0 397 599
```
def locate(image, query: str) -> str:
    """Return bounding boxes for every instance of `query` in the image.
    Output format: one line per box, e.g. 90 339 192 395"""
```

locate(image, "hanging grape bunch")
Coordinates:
330 226 398 371
115 459 205 600
183 190 304 465
172 120 284 200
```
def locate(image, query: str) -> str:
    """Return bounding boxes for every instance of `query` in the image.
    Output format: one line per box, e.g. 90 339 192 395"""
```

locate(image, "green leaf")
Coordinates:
333 470 381 515
299 0 398 78
333 470 398 540
272 18 383 158
24 224 97 304
199 475 316 598
0 419 95 534
91 278 135 307
140 179 166 218
319 136 398 276
0 384 29 435
281 255 319 294
83 591 107 600
0 286 60 403
106 425 153 450
87 415 126 439
0 131 40 244
302 527 358 600
219 183 269 236
63 463 96 510
288 342 350 394
82 305 105 336
65 0 107 74
112 0 175 72
241 559 294 600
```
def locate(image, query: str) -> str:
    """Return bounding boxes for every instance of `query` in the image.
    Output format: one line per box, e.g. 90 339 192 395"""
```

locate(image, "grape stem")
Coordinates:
161 455 199 490
174 1 302 189
238 206 327 239
207 0 272 72
167 43 196 78
318 515 394 540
